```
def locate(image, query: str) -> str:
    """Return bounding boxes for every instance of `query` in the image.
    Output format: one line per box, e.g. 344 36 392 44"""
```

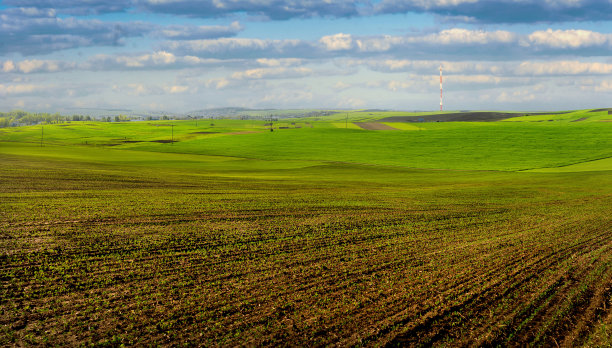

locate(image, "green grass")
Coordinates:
2 118 611 171
502 109 611 122
0 113 611 346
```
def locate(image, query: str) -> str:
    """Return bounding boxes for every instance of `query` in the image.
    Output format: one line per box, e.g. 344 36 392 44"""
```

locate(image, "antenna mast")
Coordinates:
439 65 443 111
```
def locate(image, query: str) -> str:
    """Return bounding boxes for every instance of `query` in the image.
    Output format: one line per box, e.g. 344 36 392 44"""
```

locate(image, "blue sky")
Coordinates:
2 0 612 113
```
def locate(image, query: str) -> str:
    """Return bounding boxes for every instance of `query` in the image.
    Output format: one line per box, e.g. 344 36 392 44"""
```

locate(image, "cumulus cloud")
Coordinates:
164 85 190 94
154 21 243 40
112 83 163 96
337 97 366 108
83 51 230 70
5 0 612 24
374 0 612 23
256 58 303 67
219 30 570 60
137 0 366 20
496 90 536 103
580 80 612 92
2 61 17 73
363 59 502 74
261 89 313 104
86 52 177 69
516 61 612 75
231 67 313 80
320 33 354 51
167 28 612 61
0 7 151 55
526 29 611 49
206 78 232 90
333 81 352 90
1 59 76 73
0 6 241 56
0 83 48 96
163 37 313 59
5 0 132 15
422 28 516 45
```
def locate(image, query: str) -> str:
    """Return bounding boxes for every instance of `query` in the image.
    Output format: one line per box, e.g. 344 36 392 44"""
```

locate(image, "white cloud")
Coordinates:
334 81 352 90
337 97 366 108
262 90 313 104
114 52 178 68
2 61 16 72
496 90 536 103
579 80 612 92
0 83 45 95
167 37 286 53
424 28 517 45
355 36 403 52
165 85 189 94
112 83 162 96
387 80 414 91
0 59 74 73
256 58 303 67
319 33 354 51
449 74 503 84
231 67 312 80
527 29 610 48
152 51 177 65
156 21 243 40
517 60 612 75
206 77 231 89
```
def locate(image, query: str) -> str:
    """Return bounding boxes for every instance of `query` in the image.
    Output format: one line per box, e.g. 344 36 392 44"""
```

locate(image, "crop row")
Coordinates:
1 154 611 346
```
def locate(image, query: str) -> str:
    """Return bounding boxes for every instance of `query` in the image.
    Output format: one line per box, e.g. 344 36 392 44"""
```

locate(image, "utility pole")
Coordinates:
346 113 348 129
171 124 174 144
40 124 44 147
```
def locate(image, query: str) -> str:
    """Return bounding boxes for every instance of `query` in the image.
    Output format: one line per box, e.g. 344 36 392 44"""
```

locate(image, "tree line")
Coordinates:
0 111 132 128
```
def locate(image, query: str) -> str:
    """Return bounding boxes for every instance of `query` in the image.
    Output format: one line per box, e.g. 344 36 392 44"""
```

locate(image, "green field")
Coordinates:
1 111 611 346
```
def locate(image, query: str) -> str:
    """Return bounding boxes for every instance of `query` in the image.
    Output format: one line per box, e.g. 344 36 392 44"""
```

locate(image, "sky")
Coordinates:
2 0 612 113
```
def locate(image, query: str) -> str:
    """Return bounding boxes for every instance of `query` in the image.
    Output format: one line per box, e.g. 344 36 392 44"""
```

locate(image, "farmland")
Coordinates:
1 110 611 346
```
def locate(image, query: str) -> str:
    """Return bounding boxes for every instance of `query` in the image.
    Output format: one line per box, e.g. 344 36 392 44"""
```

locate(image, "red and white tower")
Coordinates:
439 65 443 111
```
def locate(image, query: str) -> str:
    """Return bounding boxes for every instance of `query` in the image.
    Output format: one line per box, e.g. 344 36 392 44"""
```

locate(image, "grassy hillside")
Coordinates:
1 114 611 171
0 111 610 346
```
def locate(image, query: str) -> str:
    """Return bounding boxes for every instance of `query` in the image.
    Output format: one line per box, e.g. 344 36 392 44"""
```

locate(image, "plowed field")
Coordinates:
1 147 610 346
354 122 399 130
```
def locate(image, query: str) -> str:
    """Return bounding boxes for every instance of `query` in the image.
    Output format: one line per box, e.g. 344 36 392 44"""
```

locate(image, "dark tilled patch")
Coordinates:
380 111 569 123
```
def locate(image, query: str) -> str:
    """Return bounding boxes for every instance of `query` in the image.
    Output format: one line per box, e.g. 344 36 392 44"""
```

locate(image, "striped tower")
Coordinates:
439 65 443 111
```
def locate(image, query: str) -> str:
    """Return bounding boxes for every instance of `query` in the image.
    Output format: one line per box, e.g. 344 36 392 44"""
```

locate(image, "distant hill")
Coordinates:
186 108 338 118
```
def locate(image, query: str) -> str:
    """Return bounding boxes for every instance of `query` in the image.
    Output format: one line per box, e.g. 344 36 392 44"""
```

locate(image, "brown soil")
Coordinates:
380 111 569 123
190 132 218 135
571 118 589 122
150 139 175 143
355 122 399 130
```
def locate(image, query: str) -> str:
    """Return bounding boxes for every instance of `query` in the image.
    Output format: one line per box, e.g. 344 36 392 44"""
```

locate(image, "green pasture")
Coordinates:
502 109 612 122
1 110 611 346
2 114 610 172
